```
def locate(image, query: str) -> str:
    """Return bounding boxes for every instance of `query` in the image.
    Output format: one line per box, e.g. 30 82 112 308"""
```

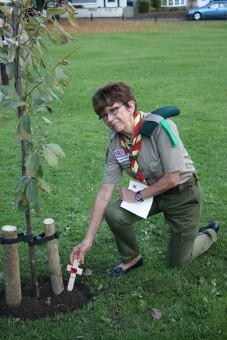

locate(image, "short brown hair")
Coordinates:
92 82 138 118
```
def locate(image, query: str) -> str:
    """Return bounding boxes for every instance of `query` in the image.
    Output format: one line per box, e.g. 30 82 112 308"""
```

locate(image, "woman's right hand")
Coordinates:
70 239 92 265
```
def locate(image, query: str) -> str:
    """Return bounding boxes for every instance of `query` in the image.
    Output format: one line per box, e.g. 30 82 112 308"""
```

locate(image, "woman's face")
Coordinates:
101 101 136 137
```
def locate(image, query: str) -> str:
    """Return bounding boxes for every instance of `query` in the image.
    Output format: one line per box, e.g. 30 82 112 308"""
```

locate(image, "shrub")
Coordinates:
151 0 161 10
73 5 84 8
138 0 150 13
160 6 187 11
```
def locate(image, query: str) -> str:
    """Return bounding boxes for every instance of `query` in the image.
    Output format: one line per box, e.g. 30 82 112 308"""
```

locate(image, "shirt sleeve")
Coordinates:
102 141 123 184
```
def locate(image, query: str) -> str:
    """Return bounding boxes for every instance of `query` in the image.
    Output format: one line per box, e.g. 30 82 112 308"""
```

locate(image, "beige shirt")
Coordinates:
102 118 195 185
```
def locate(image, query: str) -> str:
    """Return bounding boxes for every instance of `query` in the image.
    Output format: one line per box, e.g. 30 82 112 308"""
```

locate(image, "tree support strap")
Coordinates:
0 231 60 246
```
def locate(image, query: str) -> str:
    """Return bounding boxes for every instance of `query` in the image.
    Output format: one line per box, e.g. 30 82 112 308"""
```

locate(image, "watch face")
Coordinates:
135 192 142 202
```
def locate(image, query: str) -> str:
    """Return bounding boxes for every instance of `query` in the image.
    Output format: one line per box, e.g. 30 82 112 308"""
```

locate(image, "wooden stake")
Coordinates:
43 218 64 295
2 225 22 308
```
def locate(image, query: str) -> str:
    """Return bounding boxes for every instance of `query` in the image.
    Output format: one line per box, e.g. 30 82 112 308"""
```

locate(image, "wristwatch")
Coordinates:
135 190 144 202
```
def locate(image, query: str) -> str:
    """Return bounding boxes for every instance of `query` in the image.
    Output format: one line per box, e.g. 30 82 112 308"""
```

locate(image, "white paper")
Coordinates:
120 180 153 219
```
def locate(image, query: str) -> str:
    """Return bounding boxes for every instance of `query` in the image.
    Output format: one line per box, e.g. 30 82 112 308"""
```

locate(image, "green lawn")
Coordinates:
0 21 227 339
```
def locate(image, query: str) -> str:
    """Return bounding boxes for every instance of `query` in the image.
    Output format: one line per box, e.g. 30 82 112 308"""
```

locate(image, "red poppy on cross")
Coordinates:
67 259 83 291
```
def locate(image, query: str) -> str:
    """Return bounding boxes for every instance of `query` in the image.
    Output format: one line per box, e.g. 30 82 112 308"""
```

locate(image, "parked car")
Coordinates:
187 0 227 20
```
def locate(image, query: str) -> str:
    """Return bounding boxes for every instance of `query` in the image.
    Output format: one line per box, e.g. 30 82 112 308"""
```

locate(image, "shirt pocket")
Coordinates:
148 160 164 180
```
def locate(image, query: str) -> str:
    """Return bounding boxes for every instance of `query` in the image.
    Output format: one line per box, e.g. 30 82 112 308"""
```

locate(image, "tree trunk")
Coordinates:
12 4 39 297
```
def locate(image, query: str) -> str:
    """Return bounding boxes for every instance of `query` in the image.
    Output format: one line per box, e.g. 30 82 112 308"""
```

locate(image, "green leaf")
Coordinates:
0 5 11 19
51 22 74 45
55 67 69 87
67 10 77 28
21 176 32 192
43 146 58 167
33 98 47 107
65 4 77 27
18 197 29 212
3 99 25 110
45 143 66 157
15 176 31 204
36 165 43 178
16 177 31 212
26 179 38 205
49 90 60 101
46 8 66 15
43 117 52 125
16 113 32 140
39 93 53 102
37 178 51 194
15 186 23 205
0 85 19 99
46 29 59 45
26 151 41 176
32 201 41 214
22 0 32 8
65 3 77 13
7 46 16 63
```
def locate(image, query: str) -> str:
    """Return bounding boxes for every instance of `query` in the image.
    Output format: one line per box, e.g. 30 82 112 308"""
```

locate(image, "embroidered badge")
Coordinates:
114 149 129 163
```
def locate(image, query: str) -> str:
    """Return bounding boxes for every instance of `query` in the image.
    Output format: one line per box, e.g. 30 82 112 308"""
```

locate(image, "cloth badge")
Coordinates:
114 149 129 163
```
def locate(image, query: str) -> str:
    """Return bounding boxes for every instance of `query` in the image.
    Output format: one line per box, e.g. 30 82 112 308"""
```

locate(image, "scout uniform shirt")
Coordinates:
102 113 195 186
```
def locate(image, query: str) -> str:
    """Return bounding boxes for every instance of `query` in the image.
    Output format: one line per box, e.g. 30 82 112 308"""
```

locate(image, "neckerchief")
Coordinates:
120 111 147 184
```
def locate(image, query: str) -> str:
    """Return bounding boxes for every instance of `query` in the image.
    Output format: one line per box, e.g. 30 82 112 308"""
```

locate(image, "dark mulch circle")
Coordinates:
0 277 92 320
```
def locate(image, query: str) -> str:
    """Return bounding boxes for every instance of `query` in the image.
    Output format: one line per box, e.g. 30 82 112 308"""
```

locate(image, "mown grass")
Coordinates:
0 20 227 339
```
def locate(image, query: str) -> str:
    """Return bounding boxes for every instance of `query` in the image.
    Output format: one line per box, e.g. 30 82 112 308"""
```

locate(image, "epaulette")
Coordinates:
139 106 180 147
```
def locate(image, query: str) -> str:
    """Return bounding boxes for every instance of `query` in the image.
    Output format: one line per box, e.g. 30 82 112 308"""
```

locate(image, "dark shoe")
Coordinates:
108 257 143 277
199 220 219 234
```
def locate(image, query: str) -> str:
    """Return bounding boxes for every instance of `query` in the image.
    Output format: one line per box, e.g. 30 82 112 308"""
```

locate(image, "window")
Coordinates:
71 0 96 3
219 2 227 7
162 0 186 6
210 3 219 8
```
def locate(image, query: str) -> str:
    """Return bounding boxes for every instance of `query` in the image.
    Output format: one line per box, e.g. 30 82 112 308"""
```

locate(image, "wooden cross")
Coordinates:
67 259 83 291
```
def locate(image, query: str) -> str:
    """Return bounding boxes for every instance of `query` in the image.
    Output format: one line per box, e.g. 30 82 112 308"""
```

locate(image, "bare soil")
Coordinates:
0 277 92 320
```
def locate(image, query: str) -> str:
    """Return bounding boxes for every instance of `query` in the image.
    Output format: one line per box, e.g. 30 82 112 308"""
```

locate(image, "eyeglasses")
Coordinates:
99 104 124 122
